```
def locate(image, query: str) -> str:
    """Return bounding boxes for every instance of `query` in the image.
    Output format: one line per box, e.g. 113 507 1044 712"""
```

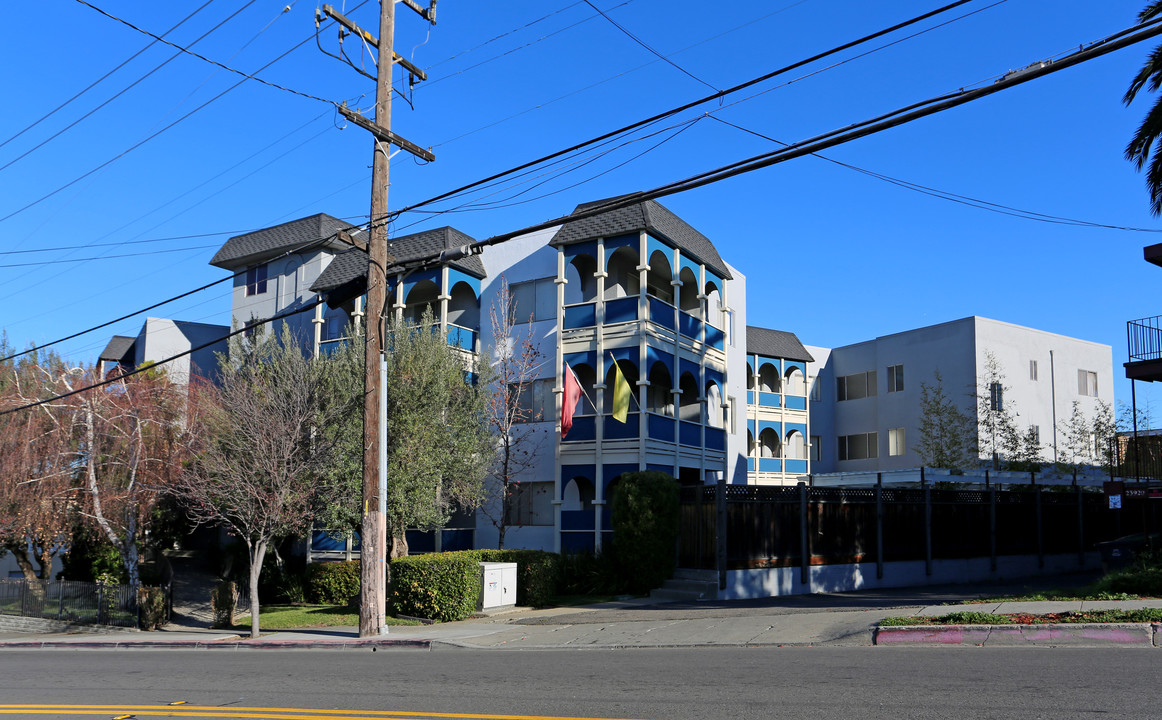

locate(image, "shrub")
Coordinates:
137 586 168 630
610 470 680 593
390 551 480 622
211 581 238 628
559 550 621 595
477 549 561 607
60 529 126 583
306 560 361 605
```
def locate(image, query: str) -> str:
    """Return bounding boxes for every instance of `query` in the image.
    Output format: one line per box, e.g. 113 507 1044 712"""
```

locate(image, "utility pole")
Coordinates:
319 1 435 638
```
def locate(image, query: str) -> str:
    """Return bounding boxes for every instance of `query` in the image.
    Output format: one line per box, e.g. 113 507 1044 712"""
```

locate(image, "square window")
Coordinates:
888 427 905 456
1077 370 1098 397
887 365 904 393
246 264 268 296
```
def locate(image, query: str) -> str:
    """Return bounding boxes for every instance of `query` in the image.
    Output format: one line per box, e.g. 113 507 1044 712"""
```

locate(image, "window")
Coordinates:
836 370 877 401
810 378 821 401
509 277 556 323
512 379 555 423
1029 360 1038 381
888 427 906 456
1030 425 1040 444
989 382 1004 412
887 364 904 393
838 432 878 461
1078 370 1098 397
811 435 821 462
504 481 553 526
245 263 268 296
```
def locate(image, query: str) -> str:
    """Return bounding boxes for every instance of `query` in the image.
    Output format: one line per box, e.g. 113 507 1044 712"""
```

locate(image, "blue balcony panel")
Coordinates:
746 390 754 405
605 413 640 439
605 297 638 324
785 459 808 474
747 457 756 472
678 311 701 339
311 530 346 552
562 415 596 442
758 392 780 408
706 325 725 350
561 510 595 531
679 420 701 447
564 303 596 329
758 458 782 473
647 414 676 442
561 532 594 554
440 529 475 551
648 297 676 331
446 324 476 351
706 427 726 452
785 396 807 411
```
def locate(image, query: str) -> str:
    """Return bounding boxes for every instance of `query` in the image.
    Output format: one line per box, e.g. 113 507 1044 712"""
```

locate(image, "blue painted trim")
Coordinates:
563 240 598 262
603 233 639 265
679 420 701 447
608 346 636 364
784 396 807 411
758 420 782 435
605 296 638 324
784 422 808 437
648 297 676 331
678 253 700 281
706 427 726 451
561 464 595 483
747 418 756 435
758 392 780 408
563 351 596 369
705 368 724 389
746 390 754 405
604 413 639 440
678 311 700 339
746 457 755 472
785 459 808 474
561 510 595 531
759 458 782 473
645 234 672 269
561 415 596 442
648 414 676 443
447 267 481 295
679 358 699 381
563 303 596 329
402 268 440 299
706 324 724 350
784 360 806 375
645 346 674 371
746 355 755 371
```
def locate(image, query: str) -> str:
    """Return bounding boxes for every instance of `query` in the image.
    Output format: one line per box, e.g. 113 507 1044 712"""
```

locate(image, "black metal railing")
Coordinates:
0 578 142 628
1128 316 1162 362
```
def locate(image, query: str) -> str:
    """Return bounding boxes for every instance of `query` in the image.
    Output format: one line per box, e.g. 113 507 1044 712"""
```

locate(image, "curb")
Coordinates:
874 622 1161 647
0 638 433 651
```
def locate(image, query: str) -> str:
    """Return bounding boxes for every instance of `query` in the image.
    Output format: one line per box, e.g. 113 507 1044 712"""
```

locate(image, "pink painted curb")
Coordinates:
874 623 1160 647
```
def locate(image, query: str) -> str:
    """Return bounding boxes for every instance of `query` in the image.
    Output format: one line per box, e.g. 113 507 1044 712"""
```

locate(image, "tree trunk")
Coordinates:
389 526 408 559
248 541 266 639
11 546 42 582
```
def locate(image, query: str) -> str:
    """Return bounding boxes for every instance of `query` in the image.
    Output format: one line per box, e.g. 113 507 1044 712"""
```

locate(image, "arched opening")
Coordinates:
646 250 674 305
678 267 699 314
785 366 806 396
758 362 781 394
571 363 598 415
747 429 756 457
747 364 755 393
705 381 723 427
786 430 806 460
704 282 723 328
278 257 301 310
604 360 639 415
605 247 639 300
404 279 440 324
759 427 781 459
564 254 598 305
447 281 479 329
678 371 700 422
562 476 594 511
646 361 673 415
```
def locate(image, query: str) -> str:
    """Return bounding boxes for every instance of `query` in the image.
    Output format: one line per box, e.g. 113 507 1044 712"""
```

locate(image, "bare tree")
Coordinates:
483 276 544 548
174 327 339 638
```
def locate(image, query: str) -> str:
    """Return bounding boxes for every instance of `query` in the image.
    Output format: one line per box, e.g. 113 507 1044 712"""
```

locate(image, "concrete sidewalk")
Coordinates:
2 573 1160 650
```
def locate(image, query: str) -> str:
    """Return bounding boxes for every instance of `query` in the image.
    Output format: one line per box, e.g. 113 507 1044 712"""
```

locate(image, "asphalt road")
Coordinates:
2 646 1160 720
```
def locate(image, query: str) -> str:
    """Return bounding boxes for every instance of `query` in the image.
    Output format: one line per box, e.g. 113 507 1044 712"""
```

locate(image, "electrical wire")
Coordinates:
74 0 338 107
707 115 1162 233
582 0 716 91
0 231 245 256
0 0 217 153
0 245 219 268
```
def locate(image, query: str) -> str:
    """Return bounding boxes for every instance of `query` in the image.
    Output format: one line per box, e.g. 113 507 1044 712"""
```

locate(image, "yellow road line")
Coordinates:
0 706 653 720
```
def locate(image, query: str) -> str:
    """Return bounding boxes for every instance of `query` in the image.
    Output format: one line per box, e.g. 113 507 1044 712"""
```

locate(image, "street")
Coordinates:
1 646 1159 719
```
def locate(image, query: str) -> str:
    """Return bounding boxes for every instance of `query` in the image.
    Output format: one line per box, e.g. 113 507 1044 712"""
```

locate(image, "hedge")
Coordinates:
306 560 361 604
389 551 481 622
610 470 680 593
476 549 560 608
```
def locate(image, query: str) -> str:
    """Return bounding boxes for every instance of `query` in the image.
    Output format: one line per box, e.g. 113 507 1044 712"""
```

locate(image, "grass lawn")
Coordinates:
234 605 421 630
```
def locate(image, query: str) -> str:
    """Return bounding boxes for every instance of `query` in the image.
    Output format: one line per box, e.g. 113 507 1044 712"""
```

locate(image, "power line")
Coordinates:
581 0 717 92
0 230 245 256
708 115 1162 233
0 296 324 417
0 0 217 153
0 233 340 363
0 244 219 268
74 0 338 107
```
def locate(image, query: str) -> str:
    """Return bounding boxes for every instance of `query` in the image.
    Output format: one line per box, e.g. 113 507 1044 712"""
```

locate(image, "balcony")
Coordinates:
1126 316 1162 382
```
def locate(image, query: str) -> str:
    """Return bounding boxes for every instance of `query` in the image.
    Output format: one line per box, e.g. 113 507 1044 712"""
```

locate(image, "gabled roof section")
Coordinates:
747 326 814 363
549 196 732 280
98 335 136 363
310 226 485 297
210 213 354 269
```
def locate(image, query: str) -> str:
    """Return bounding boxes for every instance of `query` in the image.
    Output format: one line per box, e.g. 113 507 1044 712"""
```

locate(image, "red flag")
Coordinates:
561 363 582 438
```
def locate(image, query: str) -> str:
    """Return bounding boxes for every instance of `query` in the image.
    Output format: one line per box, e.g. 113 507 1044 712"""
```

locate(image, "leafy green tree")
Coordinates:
1124 1 1162 215
311 309 494 559
914 371 976 470
976 351 1015 470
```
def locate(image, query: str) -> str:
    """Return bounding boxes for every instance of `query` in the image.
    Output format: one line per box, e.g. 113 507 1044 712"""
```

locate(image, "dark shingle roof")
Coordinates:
310 227 485 297
549 196 732 280
98 335 136 363
746 326 814 363
210 213 354 269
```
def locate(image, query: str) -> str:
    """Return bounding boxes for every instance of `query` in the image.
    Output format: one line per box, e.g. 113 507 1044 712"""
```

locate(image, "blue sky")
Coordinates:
2 0 1161 416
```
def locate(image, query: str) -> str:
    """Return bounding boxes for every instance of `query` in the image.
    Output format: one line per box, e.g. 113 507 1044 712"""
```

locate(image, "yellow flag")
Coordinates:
612 361 630 423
